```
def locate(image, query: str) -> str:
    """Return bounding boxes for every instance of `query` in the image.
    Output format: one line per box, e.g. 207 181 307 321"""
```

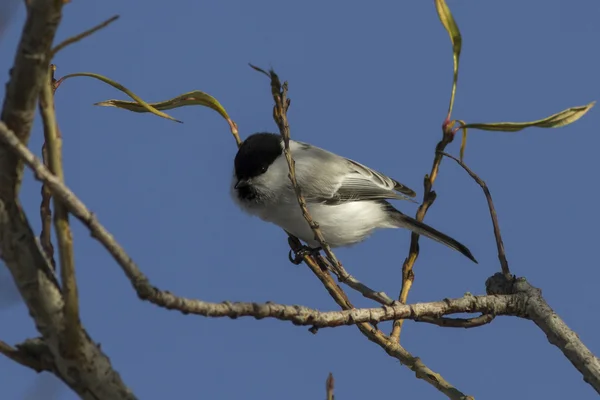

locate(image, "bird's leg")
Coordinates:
288 246 322 265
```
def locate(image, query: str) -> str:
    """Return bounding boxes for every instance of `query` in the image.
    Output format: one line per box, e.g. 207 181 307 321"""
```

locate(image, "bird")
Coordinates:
231 132 477 263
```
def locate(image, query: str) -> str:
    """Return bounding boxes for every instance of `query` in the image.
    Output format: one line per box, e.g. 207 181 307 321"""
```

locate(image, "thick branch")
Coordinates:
0 0 61 195
0 3 135 398
487 274 600 394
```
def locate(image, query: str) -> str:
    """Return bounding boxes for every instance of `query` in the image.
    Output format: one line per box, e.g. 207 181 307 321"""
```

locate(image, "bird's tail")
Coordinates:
387 208 477 263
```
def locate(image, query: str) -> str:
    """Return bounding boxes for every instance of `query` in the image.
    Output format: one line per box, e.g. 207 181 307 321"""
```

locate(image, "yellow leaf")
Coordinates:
463 102 595 132
435 0 462 119
57 72 181 123
96 90 231 121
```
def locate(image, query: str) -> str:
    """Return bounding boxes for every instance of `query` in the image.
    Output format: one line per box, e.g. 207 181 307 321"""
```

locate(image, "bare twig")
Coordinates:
326 373 334 400
50 15 119 58
416 313 495 328
439 152 511 278
297 236 472 399
39 141 55 270
0 340 50 372
314 253 394 305
0 119 152 288
249 65 345 276
39 65 81 359
249 66 392 305
391 124 456 341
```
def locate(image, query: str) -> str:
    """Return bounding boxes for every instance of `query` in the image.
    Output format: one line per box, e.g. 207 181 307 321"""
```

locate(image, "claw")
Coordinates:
288 246 322 265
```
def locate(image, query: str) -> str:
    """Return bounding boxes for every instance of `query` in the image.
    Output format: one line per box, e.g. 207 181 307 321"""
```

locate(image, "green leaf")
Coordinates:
96 90 231 121
57 72 181 123
435 0 462 119
463 102 595 132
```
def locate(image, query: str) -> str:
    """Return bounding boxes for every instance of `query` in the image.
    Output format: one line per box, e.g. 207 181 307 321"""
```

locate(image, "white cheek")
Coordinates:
253 156 288 189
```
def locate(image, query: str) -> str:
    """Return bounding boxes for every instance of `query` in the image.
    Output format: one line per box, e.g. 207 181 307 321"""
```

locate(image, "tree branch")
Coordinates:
440 152 511 278
391 124 457 341
0 2 135 398
50 15 119 58
39 65 82 359
487 273 600 394
0 89 477 399
249 65 346 276
0 0 62 195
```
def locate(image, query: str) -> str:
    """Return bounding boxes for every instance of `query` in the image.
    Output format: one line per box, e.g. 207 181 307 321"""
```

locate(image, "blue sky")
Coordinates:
1 1 599 399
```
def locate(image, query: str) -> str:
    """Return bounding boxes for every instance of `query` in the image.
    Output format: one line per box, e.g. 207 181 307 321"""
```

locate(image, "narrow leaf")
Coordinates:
463 102 595 132
435 0 462 118
460 126 468 162
97 91 242 146
96 90 231 121
57 72 181 123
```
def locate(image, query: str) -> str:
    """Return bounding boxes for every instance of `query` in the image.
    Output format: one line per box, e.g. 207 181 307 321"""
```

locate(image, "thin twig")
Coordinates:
439 152 511 278
249 65 346 277
326 373 334 400
39 65 81 359
416 313 495 328
391 125 455 341
296 237 473 399
314 253 394 305
250 66 391 305
50 15 119 58
0 340 49 372
39 142 55 270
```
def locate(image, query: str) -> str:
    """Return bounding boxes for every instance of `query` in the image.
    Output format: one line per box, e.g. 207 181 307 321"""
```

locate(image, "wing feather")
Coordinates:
325 158 417 204
290 140 417 205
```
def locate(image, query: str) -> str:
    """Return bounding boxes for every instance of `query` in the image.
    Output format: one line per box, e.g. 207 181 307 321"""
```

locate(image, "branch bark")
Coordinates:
0 2 135 398
487 274 600 394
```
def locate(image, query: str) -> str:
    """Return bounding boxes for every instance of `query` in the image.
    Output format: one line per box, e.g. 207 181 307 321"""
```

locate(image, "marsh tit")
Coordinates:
231 132 477 263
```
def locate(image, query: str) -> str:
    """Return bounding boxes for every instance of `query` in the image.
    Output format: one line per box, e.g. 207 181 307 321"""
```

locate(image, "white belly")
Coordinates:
259 200 395 248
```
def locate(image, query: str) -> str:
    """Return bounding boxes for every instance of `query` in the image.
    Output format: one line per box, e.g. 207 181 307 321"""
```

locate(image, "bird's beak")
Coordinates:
235 179 249 189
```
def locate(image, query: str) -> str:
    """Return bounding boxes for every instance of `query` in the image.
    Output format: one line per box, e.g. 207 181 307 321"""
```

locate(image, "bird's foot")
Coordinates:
288 246 322 265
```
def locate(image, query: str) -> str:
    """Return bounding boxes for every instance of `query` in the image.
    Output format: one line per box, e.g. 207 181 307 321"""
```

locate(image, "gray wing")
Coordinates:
291 141 417 205
325 158 417 204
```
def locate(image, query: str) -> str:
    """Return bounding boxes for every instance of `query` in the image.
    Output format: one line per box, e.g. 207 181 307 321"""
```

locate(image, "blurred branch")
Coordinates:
50 15 119 58
440 152 511 278
39 65 81 359
0 0 62 195
39 140 56 270
0 338 53 373
0 1 135 397
326 373 334 400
